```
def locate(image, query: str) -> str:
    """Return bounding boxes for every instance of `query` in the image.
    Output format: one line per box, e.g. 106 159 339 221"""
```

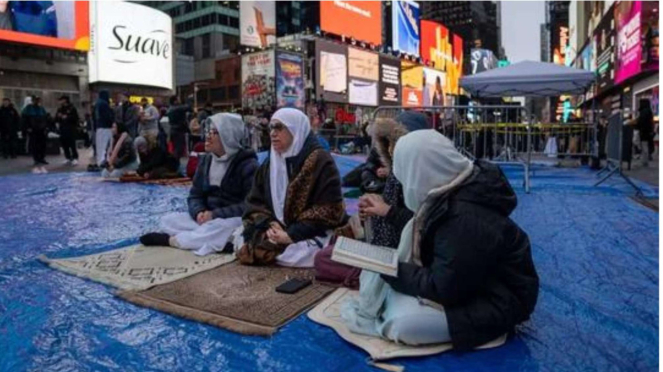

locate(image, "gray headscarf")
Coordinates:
208 113 247 186
134 136 148 154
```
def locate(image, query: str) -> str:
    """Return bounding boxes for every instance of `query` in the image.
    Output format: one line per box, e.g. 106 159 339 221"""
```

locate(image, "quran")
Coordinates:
331 237 398 277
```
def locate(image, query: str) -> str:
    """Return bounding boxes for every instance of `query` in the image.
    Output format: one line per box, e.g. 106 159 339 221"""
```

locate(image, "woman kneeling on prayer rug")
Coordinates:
237 108 346 267
140 113 258 255
341 130 539 350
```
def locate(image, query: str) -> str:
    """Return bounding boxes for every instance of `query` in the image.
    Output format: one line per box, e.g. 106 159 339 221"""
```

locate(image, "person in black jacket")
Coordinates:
22 96 50 173
93 90 116 168
342 130 539 351
55 95 80 165
134 136 180 179
140 113 258 253
0 98 20 159
167 95 192 160
101 122 137 178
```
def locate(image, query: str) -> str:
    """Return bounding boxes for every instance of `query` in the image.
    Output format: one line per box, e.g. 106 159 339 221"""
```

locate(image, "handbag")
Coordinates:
236 216 288 265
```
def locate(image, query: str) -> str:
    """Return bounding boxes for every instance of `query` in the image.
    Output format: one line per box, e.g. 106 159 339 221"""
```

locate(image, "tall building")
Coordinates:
276 2 320 37
421 1 502 74
547 1 570 65
540 24 550 62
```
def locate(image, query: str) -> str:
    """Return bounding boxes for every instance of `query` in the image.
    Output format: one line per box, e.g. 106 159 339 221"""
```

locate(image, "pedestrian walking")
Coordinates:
55 95 80 165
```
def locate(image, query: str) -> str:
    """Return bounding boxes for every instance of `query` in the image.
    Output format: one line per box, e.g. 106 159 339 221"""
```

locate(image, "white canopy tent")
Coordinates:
459 60 596 97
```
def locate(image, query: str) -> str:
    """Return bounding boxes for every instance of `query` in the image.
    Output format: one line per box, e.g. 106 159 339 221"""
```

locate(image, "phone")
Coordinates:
275 278 312 294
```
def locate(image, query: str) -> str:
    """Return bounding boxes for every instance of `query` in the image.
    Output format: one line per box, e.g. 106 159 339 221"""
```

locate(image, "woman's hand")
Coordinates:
266 223 293 245
376 167 390 178
196 210 213 225
359 194 391 218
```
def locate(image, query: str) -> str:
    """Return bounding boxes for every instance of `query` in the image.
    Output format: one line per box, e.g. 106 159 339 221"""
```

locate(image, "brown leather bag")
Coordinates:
236 217 288 265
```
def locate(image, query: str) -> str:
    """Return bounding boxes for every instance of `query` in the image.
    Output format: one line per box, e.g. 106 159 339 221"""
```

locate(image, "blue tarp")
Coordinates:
0 157 658 372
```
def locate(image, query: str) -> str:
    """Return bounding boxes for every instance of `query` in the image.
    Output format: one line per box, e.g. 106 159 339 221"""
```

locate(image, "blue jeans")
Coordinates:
377 289 451 346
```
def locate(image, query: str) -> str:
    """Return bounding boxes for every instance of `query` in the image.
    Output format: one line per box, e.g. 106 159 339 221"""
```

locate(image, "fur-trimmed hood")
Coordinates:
371 111 429 168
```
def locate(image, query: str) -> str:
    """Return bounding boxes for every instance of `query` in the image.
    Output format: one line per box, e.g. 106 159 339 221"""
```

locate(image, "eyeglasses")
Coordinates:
269 122 286 132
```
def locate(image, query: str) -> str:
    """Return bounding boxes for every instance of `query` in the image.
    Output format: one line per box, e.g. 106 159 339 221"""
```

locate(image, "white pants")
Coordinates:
95 128 113 165
101 161 139 178
160 212 242 255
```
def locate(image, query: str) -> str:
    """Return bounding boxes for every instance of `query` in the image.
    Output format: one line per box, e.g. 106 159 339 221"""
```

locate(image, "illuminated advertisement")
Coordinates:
240 1 275 48
552 26 570 65
89 1 173 89
0 1 89 51
241 50 275 108
594 10 615 94
320 1 382 45
275 51 305 109
392 0 420 56
420 20 463 95
348 48 379 81
470 49 497 74
422 68 445 107
401 61 423 107
379 56 401 106
316 39 348 103
614 1 659 84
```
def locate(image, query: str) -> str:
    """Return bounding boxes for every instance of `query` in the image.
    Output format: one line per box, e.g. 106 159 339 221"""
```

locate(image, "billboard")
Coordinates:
392 0 420 56
423 67 445 106
614 1 659 84
594 10 615 94
275 51 305 109
0 1 89 51
348 47 379 106
242 50 275 108
401 61 423 107
89 2 173 89
240 1 275 48
420 20 463 95
316 40 348 103
320 1 382 45
379 56 401 106
470 49 497 74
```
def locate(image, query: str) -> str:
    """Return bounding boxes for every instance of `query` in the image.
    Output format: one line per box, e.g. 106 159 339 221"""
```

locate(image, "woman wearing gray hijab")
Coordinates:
140 113 259 255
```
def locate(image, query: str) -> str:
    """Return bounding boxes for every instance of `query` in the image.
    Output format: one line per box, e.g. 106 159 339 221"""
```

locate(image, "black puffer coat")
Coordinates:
383 161 539 351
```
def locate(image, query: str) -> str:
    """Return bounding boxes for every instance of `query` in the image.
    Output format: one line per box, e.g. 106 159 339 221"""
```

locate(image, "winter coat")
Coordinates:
115 102 140 132
243 133 345 243
55 104 80 136
187 149 259 220
167 104 191 134
94 91 115 129
0 104 20 134
136 146 179 177
111 134 136 169
382 160 539 351
21 104 49 134
368 112 429 248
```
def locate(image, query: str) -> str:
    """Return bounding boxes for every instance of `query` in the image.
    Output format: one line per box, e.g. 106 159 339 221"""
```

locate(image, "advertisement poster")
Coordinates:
470 49 497 74
316 40 348 103
348 48 379 81
349 79 378 106
420 20 463 95
379 56 401 106
594 10 615 94
241 50 275 108
401 61 423 107
320 1 382 45
88 1 173 89
392 0 420 56
240 1 275 48
422 68 445 107
0 1 89 51
640 1 659 72
614 1 657 84
276 51 305 109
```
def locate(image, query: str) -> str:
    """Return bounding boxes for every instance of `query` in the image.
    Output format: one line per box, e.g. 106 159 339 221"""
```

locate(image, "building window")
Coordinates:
210 88 226 102
184 38 194 56
202 34 211 58
219 15 228 26
229 16 239 28
202 15 211 27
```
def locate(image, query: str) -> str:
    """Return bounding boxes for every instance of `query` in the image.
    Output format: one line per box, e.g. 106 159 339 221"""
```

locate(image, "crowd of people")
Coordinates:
132 107 540 350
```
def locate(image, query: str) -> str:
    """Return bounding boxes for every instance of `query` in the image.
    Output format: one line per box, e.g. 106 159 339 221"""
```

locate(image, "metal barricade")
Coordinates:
373 105 532 193
594 113 642 195
529 122 597 159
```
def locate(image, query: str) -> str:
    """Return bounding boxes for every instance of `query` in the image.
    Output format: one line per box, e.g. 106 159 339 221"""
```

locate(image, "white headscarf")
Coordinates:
269 108 311 223
22 96 32 111
208 113 246 186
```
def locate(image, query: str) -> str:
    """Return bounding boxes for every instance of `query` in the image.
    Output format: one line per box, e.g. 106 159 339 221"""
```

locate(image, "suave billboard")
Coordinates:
0 1 89 51
88 2 173 89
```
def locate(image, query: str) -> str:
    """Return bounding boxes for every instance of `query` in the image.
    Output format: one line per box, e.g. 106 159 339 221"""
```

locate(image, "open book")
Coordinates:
331 237 398 277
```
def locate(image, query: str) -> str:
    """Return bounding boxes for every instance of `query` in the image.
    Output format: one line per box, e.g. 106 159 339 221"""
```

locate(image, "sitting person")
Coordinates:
134 136 180 180
140 113 258 252
341 130 539 350
315 112 429 288
102 122 137 178
237 108 345 267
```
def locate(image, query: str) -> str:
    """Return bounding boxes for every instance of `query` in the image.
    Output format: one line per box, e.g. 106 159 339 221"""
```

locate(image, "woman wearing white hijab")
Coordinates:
341 130 539 351
140 113 258 256
239 108 345 267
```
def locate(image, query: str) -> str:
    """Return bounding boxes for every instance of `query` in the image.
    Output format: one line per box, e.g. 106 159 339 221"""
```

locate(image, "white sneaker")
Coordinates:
62 159 72 165
32 167 41 174
41 167 48 174
72 159 79 166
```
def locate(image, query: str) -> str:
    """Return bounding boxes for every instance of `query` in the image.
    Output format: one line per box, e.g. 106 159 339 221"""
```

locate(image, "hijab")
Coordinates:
208 113 246 186
134 136 148 154
269 108 311 223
